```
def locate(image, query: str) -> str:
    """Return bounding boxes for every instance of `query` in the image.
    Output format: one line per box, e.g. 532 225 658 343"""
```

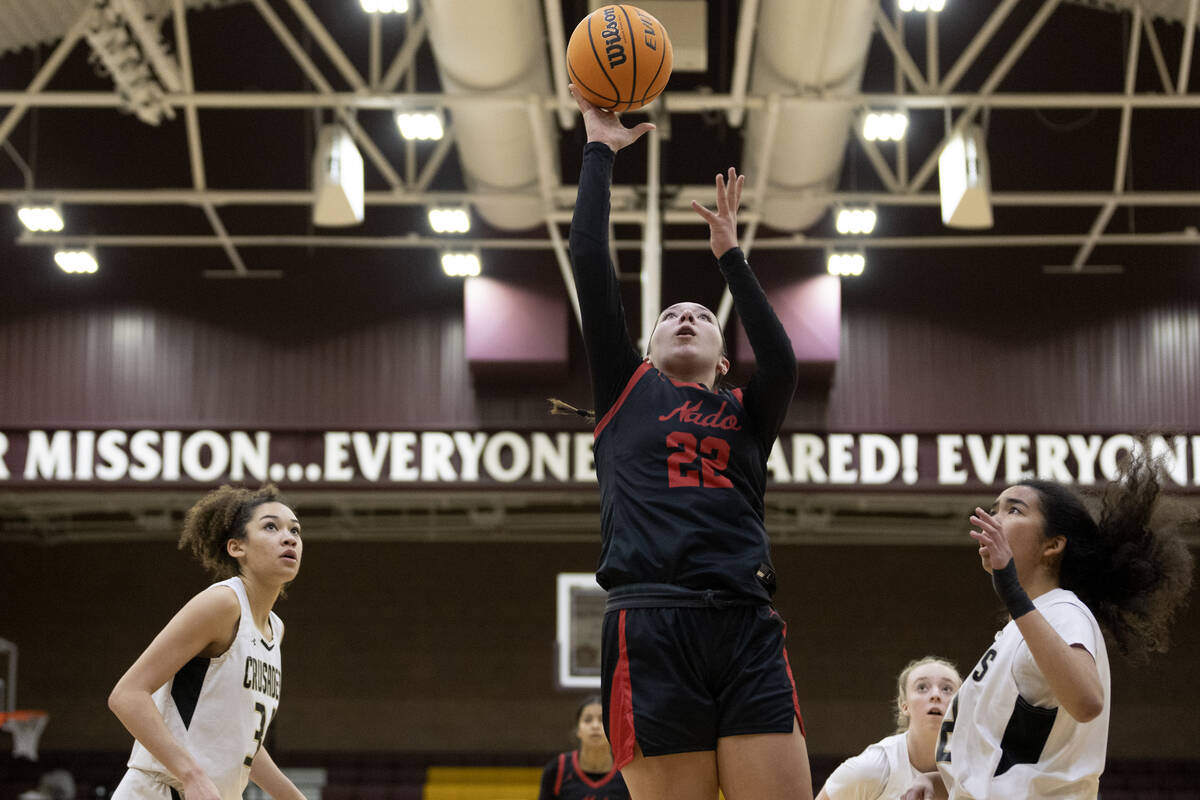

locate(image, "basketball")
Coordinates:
567 5 673 112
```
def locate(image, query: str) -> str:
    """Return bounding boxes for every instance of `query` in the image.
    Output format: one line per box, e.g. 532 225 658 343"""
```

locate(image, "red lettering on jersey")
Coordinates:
699 437 734 488
658 400 742 430
666 432 733 488
666 431 701 487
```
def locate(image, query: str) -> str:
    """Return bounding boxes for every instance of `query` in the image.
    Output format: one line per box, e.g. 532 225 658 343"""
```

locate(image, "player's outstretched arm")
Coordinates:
696 166 795 442
568 87 647 416
250 747 306 800
108 586 240 800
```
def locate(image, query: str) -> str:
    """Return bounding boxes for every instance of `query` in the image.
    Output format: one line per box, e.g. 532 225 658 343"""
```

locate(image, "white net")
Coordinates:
2 712 48 761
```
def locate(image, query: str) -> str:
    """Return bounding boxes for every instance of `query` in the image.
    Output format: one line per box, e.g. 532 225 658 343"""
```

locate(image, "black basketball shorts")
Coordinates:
600 602 804 769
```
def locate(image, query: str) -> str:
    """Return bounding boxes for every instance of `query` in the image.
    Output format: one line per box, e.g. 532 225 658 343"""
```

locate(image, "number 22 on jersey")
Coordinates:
666 432 733 488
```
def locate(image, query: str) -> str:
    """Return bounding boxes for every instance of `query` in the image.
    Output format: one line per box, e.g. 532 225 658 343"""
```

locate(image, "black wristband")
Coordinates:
991 559 1036 619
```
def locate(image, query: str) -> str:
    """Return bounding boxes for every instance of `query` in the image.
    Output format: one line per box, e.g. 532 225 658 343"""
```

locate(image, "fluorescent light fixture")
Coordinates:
54 249 98 274
835 205 877 235
938 124 993 229
441 252 481 277
827 250 865 277
428 207 471 234
312 124 365 227
360 0 408 12
395 111 444 141
862 110 908 142
17 204 64 232
899 0 946 11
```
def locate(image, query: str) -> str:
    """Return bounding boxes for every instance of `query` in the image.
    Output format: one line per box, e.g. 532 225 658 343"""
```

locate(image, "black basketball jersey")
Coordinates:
539 751 630 800
569 142 797 603
593 363 774 600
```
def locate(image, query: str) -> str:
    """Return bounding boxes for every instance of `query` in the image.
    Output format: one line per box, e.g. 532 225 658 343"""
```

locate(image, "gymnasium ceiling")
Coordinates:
1 0 1199 288
2 0 1200 544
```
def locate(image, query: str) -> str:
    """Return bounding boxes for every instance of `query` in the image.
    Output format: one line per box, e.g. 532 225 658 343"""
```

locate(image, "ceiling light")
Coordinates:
939 124 993 229
428 207 471 234
360 0 408 12
312 124 365 227
441 252 481 277
54 249 99 275
17 204 64 232
862 110 908 142
899 0 946 10
395 111 444 141
827 250 865 278
835 205 877 235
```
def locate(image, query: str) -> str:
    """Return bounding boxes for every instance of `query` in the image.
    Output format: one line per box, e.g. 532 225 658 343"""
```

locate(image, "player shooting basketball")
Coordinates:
561 85 811 800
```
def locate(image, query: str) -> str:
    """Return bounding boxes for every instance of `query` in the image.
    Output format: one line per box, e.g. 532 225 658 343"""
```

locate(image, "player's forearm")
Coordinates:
569 141 641 412
719 248 795 378
108 688 205 783
250 748 306 800
1014 612 1105 722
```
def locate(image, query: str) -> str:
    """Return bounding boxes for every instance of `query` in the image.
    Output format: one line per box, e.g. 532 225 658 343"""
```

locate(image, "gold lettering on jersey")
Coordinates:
243 656 281 700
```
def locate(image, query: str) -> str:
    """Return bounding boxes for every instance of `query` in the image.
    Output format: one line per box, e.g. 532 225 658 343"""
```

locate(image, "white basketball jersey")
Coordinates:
936 588 1110 799
822 732 922 800
126 577 284 800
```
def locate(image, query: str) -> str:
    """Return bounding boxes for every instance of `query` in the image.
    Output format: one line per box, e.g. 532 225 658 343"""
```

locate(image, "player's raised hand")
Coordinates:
691 167 745 259
570 84 655 153
969 507 1015 572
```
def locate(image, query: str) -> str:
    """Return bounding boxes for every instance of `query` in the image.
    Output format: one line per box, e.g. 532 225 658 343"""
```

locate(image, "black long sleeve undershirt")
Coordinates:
568 142 797 447
567 143 643 419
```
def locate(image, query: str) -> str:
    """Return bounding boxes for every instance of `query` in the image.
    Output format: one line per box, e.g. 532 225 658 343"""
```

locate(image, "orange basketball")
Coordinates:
567 5 673 112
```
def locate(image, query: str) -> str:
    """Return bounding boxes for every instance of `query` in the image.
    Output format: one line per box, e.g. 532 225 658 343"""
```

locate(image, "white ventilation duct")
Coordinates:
423 0 557 230
743 0 876 231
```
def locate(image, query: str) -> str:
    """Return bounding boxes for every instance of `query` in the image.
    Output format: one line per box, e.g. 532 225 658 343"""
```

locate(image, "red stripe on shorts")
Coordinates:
776 613 806 737
609 609 637 769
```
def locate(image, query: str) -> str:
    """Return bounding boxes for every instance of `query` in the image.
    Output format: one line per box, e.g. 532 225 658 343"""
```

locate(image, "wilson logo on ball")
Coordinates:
601 6 626 68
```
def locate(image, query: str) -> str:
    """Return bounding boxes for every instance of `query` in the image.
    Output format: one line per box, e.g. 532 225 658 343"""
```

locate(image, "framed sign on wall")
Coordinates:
555 573 606 689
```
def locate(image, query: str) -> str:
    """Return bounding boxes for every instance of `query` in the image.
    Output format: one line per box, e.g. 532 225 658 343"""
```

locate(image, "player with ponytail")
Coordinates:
566 83 807 800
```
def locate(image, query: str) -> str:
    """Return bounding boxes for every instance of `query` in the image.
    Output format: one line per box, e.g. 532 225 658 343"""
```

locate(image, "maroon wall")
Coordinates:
1 257 1197 432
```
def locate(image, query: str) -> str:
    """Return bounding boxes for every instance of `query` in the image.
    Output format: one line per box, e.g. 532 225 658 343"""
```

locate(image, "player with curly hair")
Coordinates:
903 455 1195 799
109 485 304 800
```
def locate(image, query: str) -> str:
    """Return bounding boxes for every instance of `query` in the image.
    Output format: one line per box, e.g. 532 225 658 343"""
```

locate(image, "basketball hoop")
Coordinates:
0 710 49 761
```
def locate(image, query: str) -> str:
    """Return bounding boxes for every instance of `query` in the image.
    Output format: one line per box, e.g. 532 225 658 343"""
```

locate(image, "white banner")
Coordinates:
1 429 1198 489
